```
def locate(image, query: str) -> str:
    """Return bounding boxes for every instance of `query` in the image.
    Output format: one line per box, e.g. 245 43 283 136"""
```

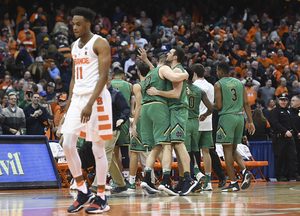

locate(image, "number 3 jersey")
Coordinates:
218 77 244 115
72 34 101 95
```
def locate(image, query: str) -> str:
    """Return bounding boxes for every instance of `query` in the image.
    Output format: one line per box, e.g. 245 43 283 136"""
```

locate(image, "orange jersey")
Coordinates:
246 26 261 43
17 30 36 43
245 86 257 106
272 55 289 73
257 57 273 69
278 26 289 37
275 85 288 96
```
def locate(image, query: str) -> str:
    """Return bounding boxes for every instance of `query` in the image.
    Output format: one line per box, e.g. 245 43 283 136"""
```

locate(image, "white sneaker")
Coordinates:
202 182 213 191
196 172 205 183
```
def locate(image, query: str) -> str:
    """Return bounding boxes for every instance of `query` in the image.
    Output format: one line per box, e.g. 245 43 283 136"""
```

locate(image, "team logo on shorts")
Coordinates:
217 134 222 140
176 131 182 138
132 142 137 148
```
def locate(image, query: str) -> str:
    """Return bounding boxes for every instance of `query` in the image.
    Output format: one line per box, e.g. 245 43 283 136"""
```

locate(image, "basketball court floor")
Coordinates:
1 182 300 216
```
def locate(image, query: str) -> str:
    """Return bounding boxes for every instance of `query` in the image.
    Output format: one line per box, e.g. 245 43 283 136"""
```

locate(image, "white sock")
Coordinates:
77 181 87 194
129 175 136 184
231 181 237 184
97 191 105 200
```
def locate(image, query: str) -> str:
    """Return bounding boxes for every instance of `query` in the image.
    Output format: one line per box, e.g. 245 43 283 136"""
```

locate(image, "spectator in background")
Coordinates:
139 11 153 36
37 79 47 92
94 12 111 32
0 74 13 91
23 92 48 135
2 93 26 135
134 20 147 39
18 91 33 109
46 82 56 101
43 61 60 82
127 57 140 83
286 27 298 48
39 91 47 104
257 50 273 69
1 94 8 108
7 79 25 103
243 77 260 109
134 30 148 48
236 29 248 51
258 79 276 106
204 66 215 85
281 65 297 94
16 13 29 36
278 19 289 37
17 21 35 43
36 26 51 52
247 108 271 141
275 77 289 97
55 78 69 93
255 98 270 121
0 105 4 135
21 71 31 90
52 93 68 139
272 49 289 73
260 67 277 88
124 51 136 72
112 6 126 23
268 99 276 111
292 81 300 96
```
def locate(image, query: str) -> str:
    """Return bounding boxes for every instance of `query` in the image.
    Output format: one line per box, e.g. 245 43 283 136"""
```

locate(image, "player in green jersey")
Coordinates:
137 48 189 195
214 62 255 192
147 47 198 196
127 62 150 190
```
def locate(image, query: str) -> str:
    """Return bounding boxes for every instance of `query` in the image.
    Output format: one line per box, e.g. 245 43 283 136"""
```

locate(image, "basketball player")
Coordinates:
61 7 112 213
214 62 255 192
128 62 150 190
146 47 197 196
139 53 188 195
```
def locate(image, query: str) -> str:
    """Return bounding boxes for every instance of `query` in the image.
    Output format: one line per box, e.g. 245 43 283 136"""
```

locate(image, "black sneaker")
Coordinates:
67 189 95 213
222 182 240 192
174 178 184 193
191 182 202 193
158 180 178 196
241 170 253 190
218 179 226 188
179 177 197 196
111 186 127 194
85 195 110 214
140 181 160 194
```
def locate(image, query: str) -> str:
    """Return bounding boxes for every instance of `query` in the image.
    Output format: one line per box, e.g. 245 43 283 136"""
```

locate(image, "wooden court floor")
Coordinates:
1 182 300 216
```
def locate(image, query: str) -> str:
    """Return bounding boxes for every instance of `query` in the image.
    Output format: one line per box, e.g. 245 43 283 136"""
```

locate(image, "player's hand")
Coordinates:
137 48 147 61
132 124 137 137
248 122 255 135
285 130 292 137
15 131 21 135
116 119 124 127
199 115 207 121
147 87 158 96
81 104 92 123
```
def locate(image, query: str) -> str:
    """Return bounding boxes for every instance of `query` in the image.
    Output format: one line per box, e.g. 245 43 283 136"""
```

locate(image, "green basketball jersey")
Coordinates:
187 84 202 119
141 66 168 105
218 77 244 115
111 79 131 105
167 65 188 109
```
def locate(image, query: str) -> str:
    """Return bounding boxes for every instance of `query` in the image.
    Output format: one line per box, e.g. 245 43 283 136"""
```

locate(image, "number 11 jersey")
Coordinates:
72 34 101 95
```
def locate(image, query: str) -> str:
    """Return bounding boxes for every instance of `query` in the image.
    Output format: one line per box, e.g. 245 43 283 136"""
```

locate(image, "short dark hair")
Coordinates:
186 68 194 81
73 7 96 23
137 62 150 77
114 68 125 76
218 62 230 75
190 63 204 78
173 46 185 63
